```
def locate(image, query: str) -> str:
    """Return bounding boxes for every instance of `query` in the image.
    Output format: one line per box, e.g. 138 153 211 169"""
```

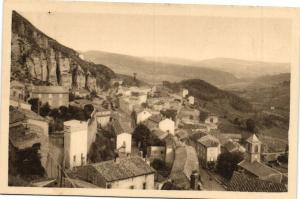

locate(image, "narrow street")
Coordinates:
198 166 225 191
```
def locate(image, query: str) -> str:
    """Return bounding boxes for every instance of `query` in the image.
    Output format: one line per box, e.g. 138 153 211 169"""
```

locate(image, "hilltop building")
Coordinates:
182 89 189 98
188 96 195 105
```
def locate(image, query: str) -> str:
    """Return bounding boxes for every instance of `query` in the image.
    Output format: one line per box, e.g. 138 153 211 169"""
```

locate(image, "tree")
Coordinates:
133 124 151 156
49 108 60 120
216 152 244 179
40 102 51 117
246 118 256 132
199 111 209 122
59 106 69 120
84 104 94 119
28 98 41 114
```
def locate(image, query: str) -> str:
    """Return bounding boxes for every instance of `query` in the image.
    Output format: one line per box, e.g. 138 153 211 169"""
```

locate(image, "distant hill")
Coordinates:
149 57 290 79
163 79 253 113
11 11 115 89
83 51 239 86
223 73 290 138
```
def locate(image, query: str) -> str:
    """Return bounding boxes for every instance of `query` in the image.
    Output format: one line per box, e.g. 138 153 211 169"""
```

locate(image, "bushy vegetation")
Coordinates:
132 124 166 157
163 79 253 112
88 132 115 163
28 98 94 132
216 152 244 179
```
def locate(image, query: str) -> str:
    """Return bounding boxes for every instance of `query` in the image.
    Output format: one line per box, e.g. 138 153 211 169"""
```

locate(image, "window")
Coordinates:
143 182 146 189
73 155 76 162
210 118 214 123
81 153 85 166
255 145 259 153
107 183 112 189
130 185 134 189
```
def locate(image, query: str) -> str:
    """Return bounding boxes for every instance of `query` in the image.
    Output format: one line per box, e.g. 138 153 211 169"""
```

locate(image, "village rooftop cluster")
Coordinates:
8 77 288 192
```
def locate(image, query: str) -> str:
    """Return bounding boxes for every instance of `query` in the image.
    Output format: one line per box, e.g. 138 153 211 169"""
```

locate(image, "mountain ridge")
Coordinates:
83 50 240 86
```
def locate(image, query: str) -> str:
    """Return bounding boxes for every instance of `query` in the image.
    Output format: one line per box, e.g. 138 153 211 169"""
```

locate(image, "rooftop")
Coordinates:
238 160 282 178
197 133 220 148
170 146 199 189
223 141 240 153
227 172 287 192
9 107 47 124
148 114 163 124
64 120 87 132
31 86 69 94
246 134 261 143
9 123 46 149
90 156 155 182
111 118 132 135
151 128 168 140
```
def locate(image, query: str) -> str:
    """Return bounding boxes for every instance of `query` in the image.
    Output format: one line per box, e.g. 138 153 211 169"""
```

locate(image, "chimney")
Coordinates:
190 171 200 190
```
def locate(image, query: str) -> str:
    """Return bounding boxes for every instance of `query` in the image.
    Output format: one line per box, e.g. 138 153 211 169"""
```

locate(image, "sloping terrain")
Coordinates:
11 11 115 89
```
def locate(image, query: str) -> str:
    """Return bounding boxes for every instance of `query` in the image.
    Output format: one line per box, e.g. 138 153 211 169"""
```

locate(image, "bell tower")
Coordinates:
246 134 261 163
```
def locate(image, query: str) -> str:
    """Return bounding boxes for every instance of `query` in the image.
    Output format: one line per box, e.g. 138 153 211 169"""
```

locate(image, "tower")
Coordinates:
246 134 261 163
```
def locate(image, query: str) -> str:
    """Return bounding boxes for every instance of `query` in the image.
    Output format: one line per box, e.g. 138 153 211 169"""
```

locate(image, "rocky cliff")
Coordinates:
11 11 115 90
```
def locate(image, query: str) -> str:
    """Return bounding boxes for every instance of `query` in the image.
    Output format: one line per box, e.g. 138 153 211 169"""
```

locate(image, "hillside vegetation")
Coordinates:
163 79 252 112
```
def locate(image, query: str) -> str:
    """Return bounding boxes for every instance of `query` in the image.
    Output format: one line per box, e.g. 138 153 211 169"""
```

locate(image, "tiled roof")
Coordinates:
227 172 287 192
223 141 239 153
151 128 168 140
238 160 281 178
91 156 155 182
111 119 132 135
170 146 199 189
9 123 45 149
9 108 47 123
148 114 163 124
175 129 189 140
197 134 220 148
246 134 261 143
31 86 69 94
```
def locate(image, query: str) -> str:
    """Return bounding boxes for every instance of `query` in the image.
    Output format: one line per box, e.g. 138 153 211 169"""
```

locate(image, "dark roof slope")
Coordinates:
91 156 155 182
238 160 281 178
227 172 287 192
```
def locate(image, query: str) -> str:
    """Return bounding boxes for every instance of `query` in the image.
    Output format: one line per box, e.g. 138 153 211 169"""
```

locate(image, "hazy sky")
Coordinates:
19 11 292 63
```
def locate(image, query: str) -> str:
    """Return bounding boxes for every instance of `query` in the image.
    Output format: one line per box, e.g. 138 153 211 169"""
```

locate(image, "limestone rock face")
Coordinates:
11 11 115 89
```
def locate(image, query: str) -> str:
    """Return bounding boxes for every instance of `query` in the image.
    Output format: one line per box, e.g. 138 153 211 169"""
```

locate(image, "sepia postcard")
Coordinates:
0 0 299 198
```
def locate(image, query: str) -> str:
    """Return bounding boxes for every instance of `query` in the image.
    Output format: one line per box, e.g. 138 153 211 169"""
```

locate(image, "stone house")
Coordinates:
30 86 69 108
193 132 221 168
74 156 155 189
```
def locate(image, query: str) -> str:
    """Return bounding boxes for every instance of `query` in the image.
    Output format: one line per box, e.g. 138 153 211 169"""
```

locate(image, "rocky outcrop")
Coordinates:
11 11 115 90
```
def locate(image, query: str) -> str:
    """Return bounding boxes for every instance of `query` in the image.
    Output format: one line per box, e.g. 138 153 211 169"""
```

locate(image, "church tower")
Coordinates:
246 134 261 163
